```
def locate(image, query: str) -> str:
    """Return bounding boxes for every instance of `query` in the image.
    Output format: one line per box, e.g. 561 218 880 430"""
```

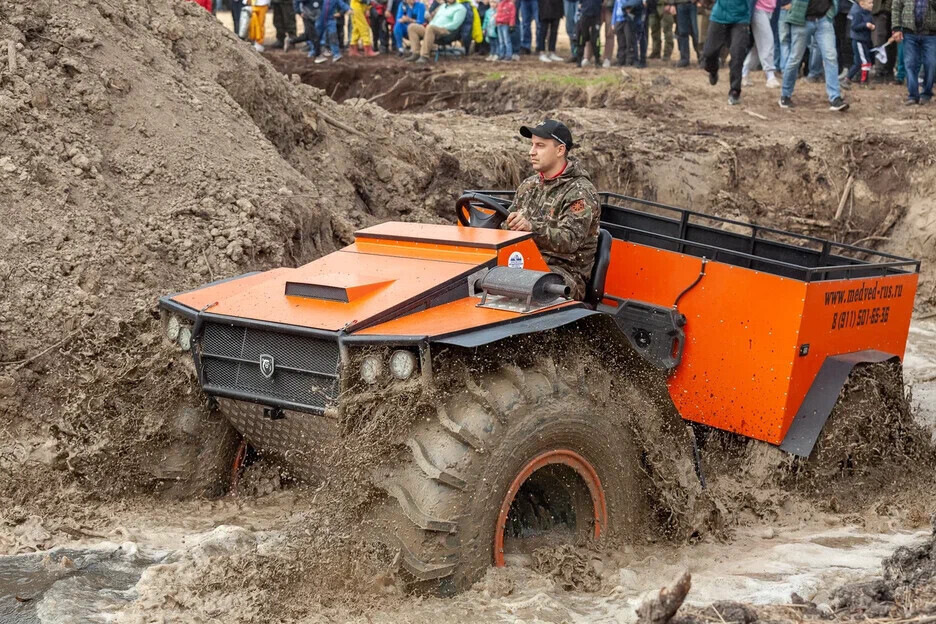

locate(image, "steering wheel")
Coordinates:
455 192 512 229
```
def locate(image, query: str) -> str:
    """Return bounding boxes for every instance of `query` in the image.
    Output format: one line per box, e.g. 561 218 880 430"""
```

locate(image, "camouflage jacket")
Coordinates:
510 160 600 300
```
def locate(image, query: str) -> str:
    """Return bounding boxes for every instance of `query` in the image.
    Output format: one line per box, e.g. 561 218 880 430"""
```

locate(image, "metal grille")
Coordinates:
198 322 340 412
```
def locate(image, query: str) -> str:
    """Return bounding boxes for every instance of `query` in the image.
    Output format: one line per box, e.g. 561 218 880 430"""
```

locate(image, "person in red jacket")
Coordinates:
496 0 517 59
191 0 214 11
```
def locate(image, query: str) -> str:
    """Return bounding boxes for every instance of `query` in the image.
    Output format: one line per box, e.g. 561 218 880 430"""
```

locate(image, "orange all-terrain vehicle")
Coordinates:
159 191 920 592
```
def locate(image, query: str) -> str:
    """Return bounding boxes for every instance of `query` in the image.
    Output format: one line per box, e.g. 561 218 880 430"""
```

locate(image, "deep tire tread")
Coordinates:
407 437 468 490
385 482 458 533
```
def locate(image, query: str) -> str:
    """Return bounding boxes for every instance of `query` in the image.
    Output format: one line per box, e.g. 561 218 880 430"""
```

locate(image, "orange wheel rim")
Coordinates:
493 449 607 567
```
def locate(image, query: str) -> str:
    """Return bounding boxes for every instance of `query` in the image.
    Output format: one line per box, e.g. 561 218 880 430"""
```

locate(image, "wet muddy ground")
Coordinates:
3 321 933 623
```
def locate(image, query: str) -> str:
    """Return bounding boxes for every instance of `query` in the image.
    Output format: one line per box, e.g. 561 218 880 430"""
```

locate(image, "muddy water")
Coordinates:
3 321 934 623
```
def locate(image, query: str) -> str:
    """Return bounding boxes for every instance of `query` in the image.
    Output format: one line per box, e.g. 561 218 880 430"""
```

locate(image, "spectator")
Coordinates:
779 0 850 110
517 0 539 54
574 0 603 64
601 0 616 66
405 0 468 62
835 0 854 73
895 39 906 82
496 0 518 57
702 0 751 104
349 0 379 54
394 0 427 52
231 0 245 38
872 0 896 79
294 0 322 57
667 0 700 66
847 0 875 84
892 0 936 103
648 0 675 58
565 0 579 57
248 0 272 51
538 0 565 60
270 0 298 49
742 0 780 87
466 0 486 52
371 0 392 52
191 0 214 11
484 0 500 58
613 0 645 64
314 0 351 61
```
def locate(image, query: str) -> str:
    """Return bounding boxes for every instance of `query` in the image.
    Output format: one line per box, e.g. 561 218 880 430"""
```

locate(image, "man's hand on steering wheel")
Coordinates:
505 212 532 232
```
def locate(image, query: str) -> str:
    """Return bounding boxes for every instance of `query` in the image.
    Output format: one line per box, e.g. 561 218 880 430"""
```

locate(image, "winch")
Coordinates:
475 267 570 313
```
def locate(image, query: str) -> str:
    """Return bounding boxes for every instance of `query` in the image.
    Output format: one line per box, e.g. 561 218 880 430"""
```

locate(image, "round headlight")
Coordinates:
166 315 181 341
389 350 417 380
178 327 192 351
360 354 383 385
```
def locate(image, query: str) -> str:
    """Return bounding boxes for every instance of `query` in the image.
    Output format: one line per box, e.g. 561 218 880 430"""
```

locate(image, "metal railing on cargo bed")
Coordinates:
466 190 921 282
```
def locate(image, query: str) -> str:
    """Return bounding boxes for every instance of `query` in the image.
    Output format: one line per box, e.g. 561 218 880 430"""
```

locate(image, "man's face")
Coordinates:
528 136 565 173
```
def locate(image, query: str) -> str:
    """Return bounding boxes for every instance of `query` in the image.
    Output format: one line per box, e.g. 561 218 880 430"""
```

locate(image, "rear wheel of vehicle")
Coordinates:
378 357 650 594
156 405 243 499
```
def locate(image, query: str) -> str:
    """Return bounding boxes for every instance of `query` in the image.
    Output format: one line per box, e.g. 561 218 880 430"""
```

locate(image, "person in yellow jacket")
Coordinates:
248 0 271 51
350 0 380 55
463 0 485 45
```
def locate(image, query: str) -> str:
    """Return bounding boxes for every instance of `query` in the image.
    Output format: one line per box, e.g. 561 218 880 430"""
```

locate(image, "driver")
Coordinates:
505 119 600 301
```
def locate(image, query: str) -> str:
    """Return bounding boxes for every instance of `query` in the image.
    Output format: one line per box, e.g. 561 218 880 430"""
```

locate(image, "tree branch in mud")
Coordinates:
637 571 692 624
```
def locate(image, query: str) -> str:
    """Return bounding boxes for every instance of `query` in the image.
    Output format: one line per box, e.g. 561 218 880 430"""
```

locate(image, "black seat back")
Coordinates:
586 229 612 306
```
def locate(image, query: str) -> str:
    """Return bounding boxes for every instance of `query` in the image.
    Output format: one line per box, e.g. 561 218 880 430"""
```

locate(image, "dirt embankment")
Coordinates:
0 0 527 524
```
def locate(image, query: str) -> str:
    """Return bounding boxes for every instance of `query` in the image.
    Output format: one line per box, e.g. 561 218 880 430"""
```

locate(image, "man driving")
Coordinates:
506 119 600 301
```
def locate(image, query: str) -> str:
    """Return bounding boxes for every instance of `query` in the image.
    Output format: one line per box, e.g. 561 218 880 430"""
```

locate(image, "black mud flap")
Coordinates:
779 349 898 458
432 307 598 349
602 300 686 371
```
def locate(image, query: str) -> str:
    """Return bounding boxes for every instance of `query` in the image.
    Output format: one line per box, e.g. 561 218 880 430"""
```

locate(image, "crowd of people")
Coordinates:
198 0 936 109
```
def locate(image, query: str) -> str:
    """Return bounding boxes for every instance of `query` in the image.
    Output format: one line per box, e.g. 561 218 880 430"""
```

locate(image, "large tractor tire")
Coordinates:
154 404 243 499
378 357 651 594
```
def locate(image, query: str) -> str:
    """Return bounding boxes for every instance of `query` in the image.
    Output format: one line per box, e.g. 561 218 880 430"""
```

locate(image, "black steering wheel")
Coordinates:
455 192 512 229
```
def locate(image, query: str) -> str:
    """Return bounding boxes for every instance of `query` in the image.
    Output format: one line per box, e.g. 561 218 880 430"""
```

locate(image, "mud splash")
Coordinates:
1 321 933 622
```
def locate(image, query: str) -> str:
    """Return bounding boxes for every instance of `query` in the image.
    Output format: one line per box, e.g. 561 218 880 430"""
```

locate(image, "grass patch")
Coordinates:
484 71 506 80
532 73 621 88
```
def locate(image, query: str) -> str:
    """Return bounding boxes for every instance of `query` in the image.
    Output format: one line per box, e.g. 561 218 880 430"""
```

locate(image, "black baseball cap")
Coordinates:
519 119 575 151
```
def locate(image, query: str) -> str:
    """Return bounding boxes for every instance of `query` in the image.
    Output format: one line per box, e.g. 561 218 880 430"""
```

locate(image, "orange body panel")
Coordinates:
783 273 918 435
496 239 551 272
356 222 531 248
604 240 917 444
605 241 807 443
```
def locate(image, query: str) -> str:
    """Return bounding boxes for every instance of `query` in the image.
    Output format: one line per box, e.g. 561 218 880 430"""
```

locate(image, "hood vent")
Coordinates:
285 282 349 302
284 273 395 303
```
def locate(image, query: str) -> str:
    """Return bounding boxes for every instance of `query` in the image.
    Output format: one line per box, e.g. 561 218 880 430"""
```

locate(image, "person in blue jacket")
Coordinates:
394 0 428 52
314 0 352 62
847 0 875 83
612 0 645 65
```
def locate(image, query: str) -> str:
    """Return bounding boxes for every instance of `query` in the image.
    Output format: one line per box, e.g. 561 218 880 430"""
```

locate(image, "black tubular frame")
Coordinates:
466 190 921 282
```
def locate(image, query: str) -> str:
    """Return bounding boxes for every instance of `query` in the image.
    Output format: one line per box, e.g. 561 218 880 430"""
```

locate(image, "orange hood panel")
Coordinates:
166 224 541 332
170 249 485 331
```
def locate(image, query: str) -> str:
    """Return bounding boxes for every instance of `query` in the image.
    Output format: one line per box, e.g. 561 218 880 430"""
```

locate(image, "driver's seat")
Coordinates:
585 229 612 307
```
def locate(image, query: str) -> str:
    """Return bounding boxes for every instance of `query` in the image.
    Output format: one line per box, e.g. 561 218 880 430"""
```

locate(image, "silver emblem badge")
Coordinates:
259 354 275 379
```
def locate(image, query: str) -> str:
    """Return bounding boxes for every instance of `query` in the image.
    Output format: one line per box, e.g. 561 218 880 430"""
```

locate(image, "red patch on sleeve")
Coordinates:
570 200 586 214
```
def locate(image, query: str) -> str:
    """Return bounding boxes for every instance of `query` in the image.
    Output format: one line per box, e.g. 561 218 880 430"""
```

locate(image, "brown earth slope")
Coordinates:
0 0 525 519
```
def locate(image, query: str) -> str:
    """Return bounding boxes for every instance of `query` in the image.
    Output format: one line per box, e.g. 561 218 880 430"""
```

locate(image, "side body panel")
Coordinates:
604 240 806 444
783 273 918 433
